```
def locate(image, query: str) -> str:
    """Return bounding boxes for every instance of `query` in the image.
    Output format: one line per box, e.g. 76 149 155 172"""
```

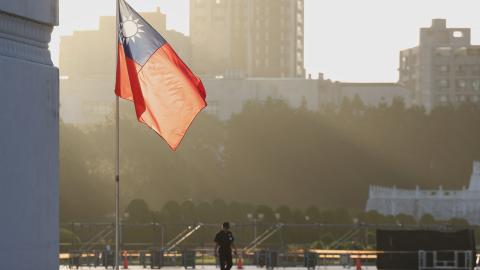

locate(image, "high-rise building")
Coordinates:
190 0 305 78
60 8 171 80
399 19 480 110
59 9 192 124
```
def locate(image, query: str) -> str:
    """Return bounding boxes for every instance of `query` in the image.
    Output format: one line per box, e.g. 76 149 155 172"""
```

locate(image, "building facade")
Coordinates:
0 1 59 269
336 83 409 107
366 161 480 225
60 9 191 80
190 0 305 78
59 2 410 125
61 73 408 124
203 76 331 120
399 19 480 111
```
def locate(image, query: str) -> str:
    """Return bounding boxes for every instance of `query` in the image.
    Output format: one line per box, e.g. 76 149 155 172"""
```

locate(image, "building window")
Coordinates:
440 95 448 103
297 39 302 49
439 79 449 88
207 100 219 115
456 65 467 75
297 0 303 9
473 65 480 76
453 31 464 38
297 52 302 60
297 65 303 75
435 47 452 56
438 65 449 73
473 80 480 91
457 79 467 89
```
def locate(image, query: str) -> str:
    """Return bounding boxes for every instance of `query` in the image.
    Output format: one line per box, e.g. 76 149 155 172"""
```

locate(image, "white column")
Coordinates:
0 1 58 269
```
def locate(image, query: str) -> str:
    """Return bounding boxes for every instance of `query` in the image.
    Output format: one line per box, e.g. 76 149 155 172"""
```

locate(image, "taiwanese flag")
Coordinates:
115 0 207 150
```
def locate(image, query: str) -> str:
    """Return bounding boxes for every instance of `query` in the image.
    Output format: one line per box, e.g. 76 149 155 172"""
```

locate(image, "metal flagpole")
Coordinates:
115 0 120 269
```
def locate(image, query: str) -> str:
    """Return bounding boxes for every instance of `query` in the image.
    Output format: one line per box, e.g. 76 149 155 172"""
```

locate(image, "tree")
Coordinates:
419 214 436 226
125 199 152 223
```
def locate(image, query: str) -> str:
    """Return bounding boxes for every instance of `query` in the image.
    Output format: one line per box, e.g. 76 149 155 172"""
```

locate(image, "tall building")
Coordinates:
0 1 59 269
60 9 192 124
399 19 480 110
60 8 176 80
190 0 305 78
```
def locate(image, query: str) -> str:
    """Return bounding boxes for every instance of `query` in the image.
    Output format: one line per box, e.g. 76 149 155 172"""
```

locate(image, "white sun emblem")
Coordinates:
120 15 144 44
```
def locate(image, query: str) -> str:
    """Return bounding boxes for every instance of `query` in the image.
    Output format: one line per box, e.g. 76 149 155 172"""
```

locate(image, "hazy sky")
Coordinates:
51 0 480 82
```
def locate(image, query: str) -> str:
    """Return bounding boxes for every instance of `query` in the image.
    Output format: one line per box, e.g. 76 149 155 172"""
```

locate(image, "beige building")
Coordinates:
58 4 411 125
338 83 409 107
61 75 410 124
203 76 333 120
190 0 305 78
399 19 480 110
59 9 192 124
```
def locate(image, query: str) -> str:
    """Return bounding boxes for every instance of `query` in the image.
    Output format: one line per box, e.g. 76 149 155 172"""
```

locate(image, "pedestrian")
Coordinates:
214 222 238 270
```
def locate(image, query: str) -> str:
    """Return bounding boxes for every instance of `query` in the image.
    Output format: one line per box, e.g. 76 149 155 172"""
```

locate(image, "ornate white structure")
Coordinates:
0 1 59 269
366 161 480 224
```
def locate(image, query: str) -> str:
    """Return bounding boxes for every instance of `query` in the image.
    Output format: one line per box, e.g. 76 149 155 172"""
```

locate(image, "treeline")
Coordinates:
60 97 480 222
124 198 470 226
62 198 473 250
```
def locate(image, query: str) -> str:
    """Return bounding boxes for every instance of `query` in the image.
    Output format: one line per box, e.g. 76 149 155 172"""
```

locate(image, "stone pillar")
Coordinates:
0 1 58 269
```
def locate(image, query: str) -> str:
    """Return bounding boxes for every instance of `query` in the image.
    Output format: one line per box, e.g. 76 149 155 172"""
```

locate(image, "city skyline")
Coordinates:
51 0 480 82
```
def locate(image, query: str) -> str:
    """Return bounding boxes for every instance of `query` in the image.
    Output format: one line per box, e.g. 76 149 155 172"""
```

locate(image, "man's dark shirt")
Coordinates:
214 230 234 253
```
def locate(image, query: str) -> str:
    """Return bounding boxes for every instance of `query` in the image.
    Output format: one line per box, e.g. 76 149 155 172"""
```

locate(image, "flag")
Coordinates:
115 0 207 150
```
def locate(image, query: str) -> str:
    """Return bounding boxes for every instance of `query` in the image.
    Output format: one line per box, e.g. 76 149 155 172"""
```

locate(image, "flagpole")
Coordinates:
115 0 120 270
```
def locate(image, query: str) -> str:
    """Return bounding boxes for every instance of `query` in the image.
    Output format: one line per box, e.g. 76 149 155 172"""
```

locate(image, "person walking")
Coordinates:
214 222 238 270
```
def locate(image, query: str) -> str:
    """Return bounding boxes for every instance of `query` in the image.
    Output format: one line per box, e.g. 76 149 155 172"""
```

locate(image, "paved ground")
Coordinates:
59 266 378 270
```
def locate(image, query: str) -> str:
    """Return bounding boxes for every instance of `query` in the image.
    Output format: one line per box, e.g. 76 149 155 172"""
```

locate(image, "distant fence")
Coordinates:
60 249 480 269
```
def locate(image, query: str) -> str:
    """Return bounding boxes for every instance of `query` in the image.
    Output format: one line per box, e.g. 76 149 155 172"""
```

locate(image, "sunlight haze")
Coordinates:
52 0 480 82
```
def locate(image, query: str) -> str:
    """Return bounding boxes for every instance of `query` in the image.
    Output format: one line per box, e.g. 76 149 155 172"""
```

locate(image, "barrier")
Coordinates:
151 250 165 269
255 250 278 269
182 250 196 269
69 252 81 269
102 251 115 269
304 252 317 269
340 254 351 268
377 229 476 270
139 251 147 268
418 250 473 270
